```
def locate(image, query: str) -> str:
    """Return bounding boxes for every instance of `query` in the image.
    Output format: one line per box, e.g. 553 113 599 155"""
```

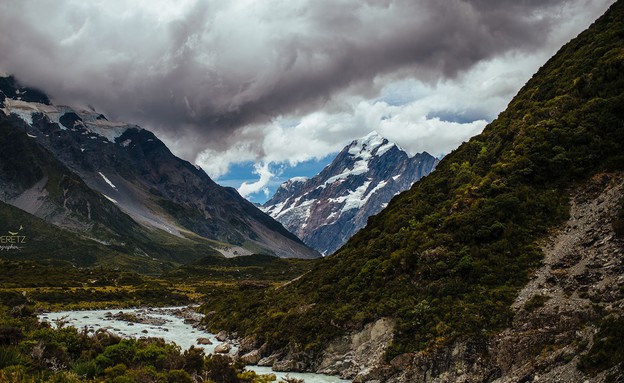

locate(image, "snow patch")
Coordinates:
289 176 308 183
98 172 117 190
323 160 369 186
26 133 37 138
102 194 118 204
328 179 388 214
275 198 315 228
376 142 396 156
3 99 69 128
4 98 136 142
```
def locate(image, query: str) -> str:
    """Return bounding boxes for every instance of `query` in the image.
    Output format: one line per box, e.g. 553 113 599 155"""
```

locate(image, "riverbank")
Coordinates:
39 306 350 383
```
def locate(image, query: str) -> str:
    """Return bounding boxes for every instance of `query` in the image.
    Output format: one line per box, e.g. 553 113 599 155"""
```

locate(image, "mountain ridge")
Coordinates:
262 131 438 255
0 75 319 270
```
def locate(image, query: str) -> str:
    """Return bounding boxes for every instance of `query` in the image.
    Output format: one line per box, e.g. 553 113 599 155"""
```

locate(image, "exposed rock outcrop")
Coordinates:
318 317 395 380
489 172 624 382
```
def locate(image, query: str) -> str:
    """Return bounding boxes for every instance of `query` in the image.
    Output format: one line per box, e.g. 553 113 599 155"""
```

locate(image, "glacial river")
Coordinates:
39 307 350 383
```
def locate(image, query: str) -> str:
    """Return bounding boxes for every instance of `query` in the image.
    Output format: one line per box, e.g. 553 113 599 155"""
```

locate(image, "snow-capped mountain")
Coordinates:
0 75 318 267
262 132 439 255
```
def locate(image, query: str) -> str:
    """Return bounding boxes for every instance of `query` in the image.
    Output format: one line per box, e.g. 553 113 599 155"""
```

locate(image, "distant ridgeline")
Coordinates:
203 0 624 379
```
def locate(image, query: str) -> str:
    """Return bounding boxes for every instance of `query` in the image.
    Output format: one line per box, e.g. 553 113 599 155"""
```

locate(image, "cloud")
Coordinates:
194 47 560 177
237 162 275 198
0 0 615 168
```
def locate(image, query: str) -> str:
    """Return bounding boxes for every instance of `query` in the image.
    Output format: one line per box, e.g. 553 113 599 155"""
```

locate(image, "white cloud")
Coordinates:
237 162 275 198
197 48 545 172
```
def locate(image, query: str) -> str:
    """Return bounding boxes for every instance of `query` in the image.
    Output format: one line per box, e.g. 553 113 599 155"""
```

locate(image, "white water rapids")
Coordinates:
38 307 350 383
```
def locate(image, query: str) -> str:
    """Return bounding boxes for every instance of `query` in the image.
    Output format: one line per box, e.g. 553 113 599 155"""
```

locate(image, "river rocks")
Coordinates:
111 311 167 326
197 337 213 345
171 307 203 327
215 343 232 353
216 330 228 342
273 357 310 373
240 349 262 365
237 336 259 355
258 353 281 367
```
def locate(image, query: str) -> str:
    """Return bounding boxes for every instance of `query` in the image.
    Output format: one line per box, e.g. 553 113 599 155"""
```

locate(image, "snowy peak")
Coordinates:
0 74 139 143
346 131 397 158
263 132 439 255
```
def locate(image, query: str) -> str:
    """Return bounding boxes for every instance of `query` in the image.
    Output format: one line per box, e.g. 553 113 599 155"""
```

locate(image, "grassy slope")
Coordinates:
202 0 624 358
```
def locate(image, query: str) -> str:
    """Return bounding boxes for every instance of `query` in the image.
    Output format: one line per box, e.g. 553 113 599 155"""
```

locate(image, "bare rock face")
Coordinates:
317 317 395 380
384 340 500 383
488 172 624 383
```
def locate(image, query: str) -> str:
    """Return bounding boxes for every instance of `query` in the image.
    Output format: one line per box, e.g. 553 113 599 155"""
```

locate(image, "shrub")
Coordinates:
167 369 193 383
73 359 102 379
0 346 24 369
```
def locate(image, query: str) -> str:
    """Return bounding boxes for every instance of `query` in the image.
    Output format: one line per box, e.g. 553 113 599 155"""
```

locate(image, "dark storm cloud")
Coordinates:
0 0 613 160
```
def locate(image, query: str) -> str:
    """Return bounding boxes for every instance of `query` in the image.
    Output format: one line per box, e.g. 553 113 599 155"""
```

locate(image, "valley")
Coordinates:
0 1 623 383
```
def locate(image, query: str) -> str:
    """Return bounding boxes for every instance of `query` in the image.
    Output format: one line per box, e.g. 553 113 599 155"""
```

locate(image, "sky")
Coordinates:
0 0 616 203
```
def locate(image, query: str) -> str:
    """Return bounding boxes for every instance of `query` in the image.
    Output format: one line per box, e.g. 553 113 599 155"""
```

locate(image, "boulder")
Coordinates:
214 343 232 354
257 354 279 367
240 349 262 365
197 337 213 345
237 336 258 355
216 330 228 342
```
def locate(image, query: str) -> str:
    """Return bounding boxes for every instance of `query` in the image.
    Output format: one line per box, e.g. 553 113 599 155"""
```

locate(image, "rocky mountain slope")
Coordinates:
203 1 624 381
0 76 318 271
262 132 438 255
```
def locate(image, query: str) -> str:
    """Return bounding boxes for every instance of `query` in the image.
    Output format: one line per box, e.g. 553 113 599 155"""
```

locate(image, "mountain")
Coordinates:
262 132 438 255
203 2 624 381
0 76 318 271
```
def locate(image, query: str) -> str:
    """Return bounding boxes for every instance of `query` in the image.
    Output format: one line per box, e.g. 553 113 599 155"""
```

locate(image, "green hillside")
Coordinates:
202 0 624 359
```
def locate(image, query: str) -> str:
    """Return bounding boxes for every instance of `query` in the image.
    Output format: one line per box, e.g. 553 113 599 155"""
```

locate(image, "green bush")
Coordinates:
523 295 550 312
578 316 624 374
0 346 24 369
73 359 102 379
168 369 193 383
